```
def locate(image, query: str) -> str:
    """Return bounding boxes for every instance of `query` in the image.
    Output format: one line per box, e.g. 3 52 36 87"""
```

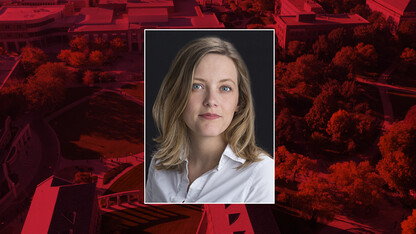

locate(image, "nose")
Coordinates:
203 88 218 107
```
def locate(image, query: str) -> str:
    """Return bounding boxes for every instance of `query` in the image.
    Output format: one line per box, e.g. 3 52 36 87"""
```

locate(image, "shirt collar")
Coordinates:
180 144 246 167
217 144 246 170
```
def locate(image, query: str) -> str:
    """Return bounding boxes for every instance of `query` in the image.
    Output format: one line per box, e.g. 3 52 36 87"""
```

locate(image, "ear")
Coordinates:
235 105 240 113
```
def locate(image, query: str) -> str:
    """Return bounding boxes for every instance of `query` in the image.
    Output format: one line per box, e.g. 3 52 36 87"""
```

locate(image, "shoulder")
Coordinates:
250 153 273 175
243 153 274 203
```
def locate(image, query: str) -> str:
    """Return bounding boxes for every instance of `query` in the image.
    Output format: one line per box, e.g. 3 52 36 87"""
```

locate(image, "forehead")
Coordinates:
193 54 238 82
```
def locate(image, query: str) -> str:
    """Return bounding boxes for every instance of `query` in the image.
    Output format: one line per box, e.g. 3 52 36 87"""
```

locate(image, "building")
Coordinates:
275 13 369 48
366 0 416 30
70 0 224 52
280 0 325 15
0 0 224 52
0 5 75 51
22 176 101 234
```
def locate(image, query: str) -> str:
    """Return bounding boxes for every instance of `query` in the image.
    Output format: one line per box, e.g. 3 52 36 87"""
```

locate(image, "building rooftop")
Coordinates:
0 5 65 22
71 16 128 31
78 7 113 24
21 0 57 3
369 0 416 14
287 0 322 12
128 7 168 23
22 176 97 234
126 0 173 9
279 13 369 26
99 0 126 4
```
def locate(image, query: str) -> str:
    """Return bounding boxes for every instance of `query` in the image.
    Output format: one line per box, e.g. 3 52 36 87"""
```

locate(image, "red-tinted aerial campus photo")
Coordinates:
0 0 416 233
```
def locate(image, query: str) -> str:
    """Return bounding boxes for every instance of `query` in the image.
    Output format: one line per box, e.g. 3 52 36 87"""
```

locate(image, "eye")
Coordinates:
192 83 203 90
220 86 231 92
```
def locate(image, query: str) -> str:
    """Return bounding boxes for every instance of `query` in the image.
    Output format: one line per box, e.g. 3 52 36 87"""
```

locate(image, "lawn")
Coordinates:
51 91 144 160
121 82 144 101
105 163 144 195
388 91 416 121
101 204 203 234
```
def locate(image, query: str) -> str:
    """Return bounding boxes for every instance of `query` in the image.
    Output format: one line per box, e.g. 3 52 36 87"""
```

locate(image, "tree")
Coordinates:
399 48 416 73
326 108 378 152
275 146 316 182
83 70 97 85
286 40 306 58
296 175 337 222
355 42 378 69
402 210 416 234
353 25 375 44
20 47 48 75
401 48 416 63
313 35 330 60
404 105 416 125
305 86 339 131
68 51 88 67
70 36 89 52
0 79 26 118
57 49 72 64
256 0 275 11
275 108 296 147
89 50 106 67
327 28 350 54
282 54 325 92
326 109 355 144
328 161 384 211
92 37 107 51
377 122 416 195
110 37 125 52
332 46 357 74
24 74 65 111
398 21 416 47
332 43 377 74
34 62 72 82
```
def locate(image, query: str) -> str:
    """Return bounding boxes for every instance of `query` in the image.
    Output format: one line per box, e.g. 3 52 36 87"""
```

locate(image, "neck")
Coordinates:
188 134 227 167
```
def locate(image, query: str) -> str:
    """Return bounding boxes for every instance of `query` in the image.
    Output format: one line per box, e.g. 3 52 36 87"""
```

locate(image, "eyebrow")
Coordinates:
193 77 237 86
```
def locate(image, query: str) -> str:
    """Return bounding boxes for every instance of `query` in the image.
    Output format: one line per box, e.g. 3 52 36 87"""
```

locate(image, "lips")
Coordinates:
199 113 220 120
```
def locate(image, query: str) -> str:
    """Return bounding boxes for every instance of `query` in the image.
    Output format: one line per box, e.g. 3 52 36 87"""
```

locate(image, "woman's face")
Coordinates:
182 53 239 140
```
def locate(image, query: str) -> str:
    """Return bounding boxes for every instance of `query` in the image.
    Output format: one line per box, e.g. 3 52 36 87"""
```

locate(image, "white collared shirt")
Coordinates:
145 145 274 204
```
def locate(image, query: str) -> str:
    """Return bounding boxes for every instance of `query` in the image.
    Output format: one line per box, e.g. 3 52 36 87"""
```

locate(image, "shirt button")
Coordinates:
182 200 185 203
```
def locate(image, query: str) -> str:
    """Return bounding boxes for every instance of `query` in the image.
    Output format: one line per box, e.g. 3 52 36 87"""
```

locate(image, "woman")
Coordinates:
146 36 274 203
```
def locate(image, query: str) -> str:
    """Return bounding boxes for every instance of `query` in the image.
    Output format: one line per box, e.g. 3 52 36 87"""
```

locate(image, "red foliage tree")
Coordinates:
402 209 416 234
296 175 337 222
328 161 384 210
57 49 72 64
89 50 106 67
68 51 88 67
70 36 89 52
275 146 316 182
377 122 416 195
24 74 65 111
275 108 296 147
20 46 48 75
83 70 97 85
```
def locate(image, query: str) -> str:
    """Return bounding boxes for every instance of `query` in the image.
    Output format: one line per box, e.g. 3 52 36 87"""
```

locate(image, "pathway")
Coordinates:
356 62 401 130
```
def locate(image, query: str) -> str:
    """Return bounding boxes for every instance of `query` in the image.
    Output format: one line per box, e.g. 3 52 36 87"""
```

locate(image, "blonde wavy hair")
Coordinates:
152 36 268 170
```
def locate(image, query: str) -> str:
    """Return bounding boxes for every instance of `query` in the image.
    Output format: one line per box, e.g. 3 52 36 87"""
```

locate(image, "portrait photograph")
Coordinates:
144 29 275 204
